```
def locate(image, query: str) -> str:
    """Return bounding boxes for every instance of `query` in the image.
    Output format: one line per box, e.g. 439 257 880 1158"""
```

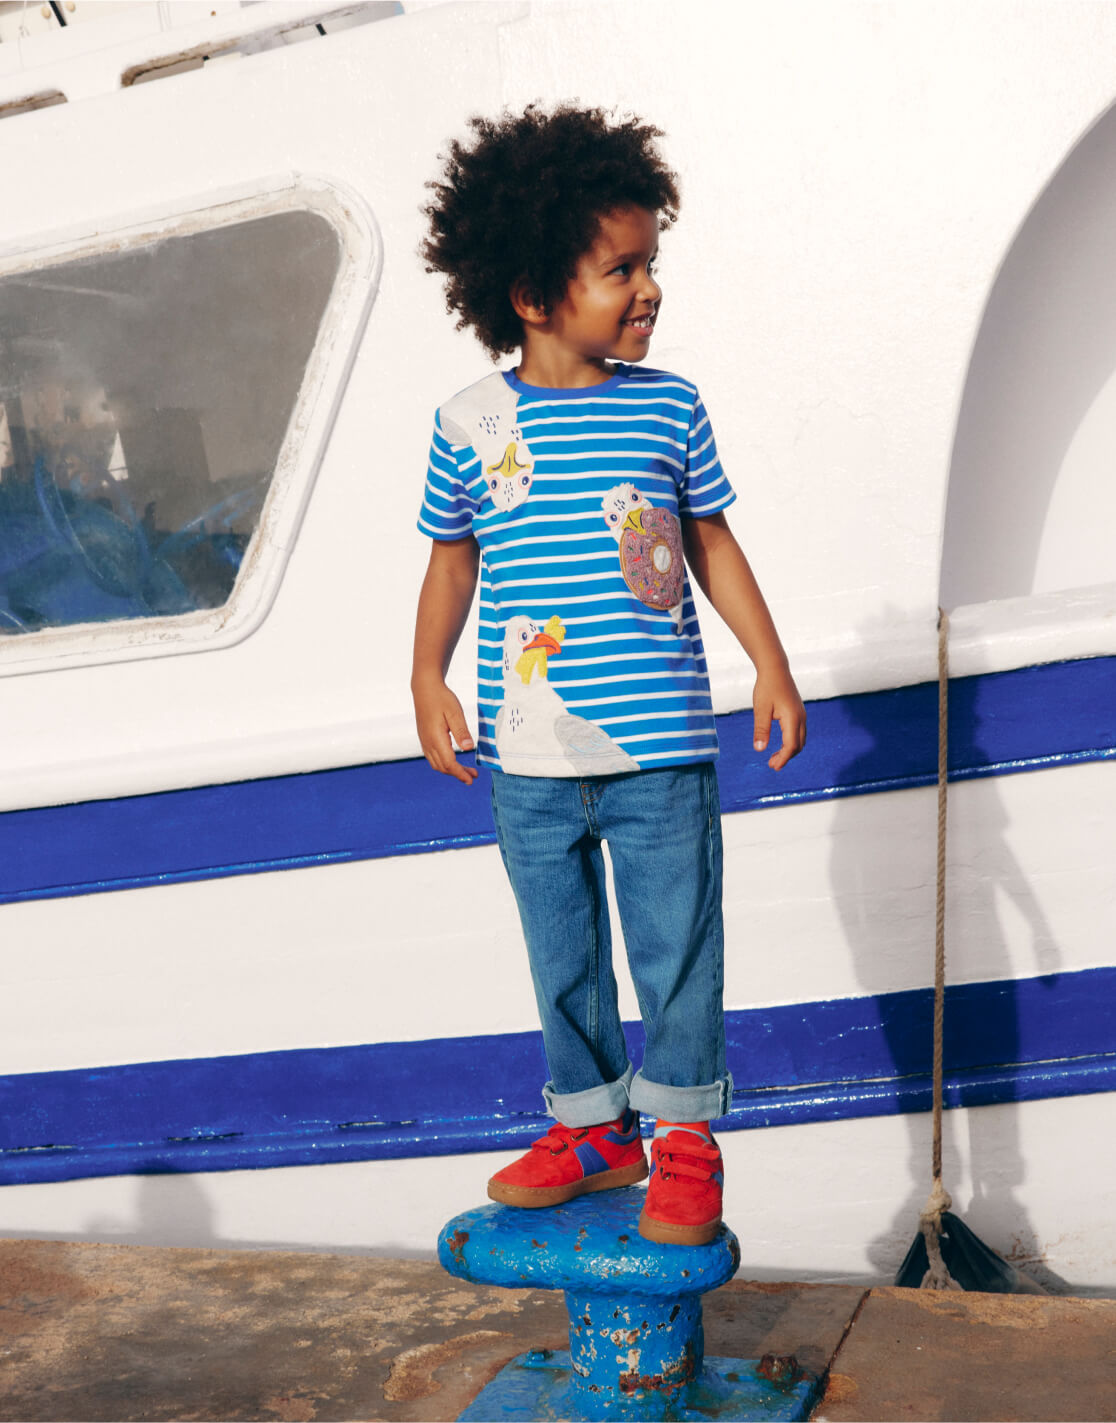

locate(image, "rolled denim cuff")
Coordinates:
542 1063 634 1127
628 1069 735 1124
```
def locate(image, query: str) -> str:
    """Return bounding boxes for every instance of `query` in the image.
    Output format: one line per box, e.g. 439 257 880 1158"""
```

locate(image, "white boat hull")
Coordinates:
0 0 1114 1295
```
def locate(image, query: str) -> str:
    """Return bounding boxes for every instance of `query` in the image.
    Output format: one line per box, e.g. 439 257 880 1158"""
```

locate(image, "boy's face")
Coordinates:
545 205 662 366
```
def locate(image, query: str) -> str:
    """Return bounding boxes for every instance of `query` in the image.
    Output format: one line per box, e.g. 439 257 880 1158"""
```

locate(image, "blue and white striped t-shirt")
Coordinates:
417 364 735 777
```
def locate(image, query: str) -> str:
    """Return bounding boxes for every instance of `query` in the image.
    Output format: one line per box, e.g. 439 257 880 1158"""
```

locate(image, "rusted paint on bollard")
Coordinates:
437 1188 822 1420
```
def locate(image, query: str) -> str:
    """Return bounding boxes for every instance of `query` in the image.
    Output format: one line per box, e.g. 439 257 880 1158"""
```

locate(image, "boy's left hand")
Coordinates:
752 664 807 770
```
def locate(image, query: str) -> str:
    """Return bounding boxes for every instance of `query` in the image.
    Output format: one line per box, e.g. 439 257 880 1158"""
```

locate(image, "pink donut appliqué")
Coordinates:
618 506 684 612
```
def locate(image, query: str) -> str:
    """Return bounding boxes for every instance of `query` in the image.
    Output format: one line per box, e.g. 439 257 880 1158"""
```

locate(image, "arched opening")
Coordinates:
940 101 1116 608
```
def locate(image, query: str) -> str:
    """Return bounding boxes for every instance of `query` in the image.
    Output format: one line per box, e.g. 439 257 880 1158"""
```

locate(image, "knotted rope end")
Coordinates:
918 1180 961 1291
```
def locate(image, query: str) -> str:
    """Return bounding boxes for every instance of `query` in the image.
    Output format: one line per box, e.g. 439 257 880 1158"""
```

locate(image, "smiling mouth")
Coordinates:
624 315 655 331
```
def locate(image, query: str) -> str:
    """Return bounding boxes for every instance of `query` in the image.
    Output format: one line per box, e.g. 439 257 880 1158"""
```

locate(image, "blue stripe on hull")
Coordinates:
0 655 1113 905
2 966 1113 1186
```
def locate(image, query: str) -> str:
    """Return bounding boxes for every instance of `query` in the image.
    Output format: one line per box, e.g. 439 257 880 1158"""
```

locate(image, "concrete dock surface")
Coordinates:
1 1236 1113 1421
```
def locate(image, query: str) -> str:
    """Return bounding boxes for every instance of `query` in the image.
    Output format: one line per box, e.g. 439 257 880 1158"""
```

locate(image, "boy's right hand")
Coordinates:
413 677 479 785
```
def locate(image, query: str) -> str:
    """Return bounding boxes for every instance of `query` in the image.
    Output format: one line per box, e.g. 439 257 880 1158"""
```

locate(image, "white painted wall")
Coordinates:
0 1 1114 810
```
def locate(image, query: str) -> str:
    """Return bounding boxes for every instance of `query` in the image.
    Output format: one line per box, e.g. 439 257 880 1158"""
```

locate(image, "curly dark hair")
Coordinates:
422 103 680 358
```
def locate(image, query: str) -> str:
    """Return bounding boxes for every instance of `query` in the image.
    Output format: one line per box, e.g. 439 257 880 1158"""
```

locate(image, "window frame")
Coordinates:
0 172 381 677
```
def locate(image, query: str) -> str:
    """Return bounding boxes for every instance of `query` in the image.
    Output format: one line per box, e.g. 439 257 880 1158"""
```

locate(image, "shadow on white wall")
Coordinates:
942 98 1116 607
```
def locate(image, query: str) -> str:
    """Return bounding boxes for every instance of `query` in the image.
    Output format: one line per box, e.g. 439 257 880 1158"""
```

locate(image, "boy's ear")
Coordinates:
510 277 548 328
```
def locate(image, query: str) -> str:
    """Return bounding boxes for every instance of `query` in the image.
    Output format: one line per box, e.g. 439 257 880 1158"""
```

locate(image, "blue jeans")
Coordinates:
489 763 733 1126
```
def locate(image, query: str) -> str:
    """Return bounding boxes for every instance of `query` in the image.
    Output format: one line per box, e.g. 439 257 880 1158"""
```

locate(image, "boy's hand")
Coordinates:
680 513 805 771
411 535 480 786
414 677 479 785
752 664 807 771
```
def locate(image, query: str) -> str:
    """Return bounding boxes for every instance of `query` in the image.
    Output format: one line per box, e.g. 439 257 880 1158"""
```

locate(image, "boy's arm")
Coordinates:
412 534 481 785
682 511 806 770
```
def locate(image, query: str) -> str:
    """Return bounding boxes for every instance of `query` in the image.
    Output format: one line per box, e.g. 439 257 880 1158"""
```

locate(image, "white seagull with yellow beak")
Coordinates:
494 614 639 776
438 371 534 513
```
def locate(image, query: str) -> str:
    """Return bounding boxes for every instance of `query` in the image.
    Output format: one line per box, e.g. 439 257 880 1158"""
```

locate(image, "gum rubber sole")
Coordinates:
637 1208 722 1246
487 1156 648 1208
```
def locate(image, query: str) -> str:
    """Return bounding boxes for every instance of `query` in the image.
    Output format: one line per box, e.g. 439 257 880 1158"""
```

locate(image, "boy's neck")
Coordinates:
515 340 617 390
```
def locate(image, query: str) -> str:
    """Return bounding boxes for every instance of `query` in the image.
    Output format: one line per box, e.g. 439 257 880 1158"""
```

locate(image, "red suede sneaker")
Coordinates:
638 1126 724 1245
487 1109 648 1207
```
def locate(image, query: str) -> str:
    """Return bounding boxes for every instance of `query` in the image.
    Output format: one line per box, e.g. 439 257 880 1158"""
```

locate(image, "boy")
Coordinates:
413 105 805 1245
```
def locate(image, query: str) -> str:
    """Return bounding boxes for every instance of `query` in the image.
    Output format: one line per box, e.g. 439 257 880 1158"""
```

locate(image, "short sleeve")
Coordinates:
417 413 479 540
677 391 736 518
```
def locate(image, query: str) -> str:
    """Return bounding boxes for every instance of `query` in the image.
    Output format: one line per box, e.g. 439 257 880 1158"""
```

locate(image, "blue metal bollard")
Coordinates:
437 1187 822 1420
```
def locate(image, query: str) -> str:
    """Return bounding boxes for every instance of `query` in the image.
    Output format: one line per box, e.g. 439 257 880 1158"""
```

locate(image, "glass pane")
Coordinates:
0 209 341 635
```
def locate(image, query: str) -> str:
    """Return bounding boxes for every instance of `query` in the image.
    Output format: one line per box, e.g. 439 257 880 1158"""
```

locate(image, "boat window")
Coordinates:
0 208 342 639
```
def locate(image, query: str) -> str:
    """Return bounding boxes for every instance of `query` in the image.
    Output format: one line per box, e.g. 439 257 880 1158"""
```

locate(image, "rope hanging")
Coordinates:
919 608 961 1291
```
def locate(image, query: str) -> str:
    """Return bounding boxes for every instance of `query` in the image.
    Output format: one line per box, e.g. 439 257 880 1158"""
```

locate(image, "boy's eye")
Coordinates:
611 263 630 277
